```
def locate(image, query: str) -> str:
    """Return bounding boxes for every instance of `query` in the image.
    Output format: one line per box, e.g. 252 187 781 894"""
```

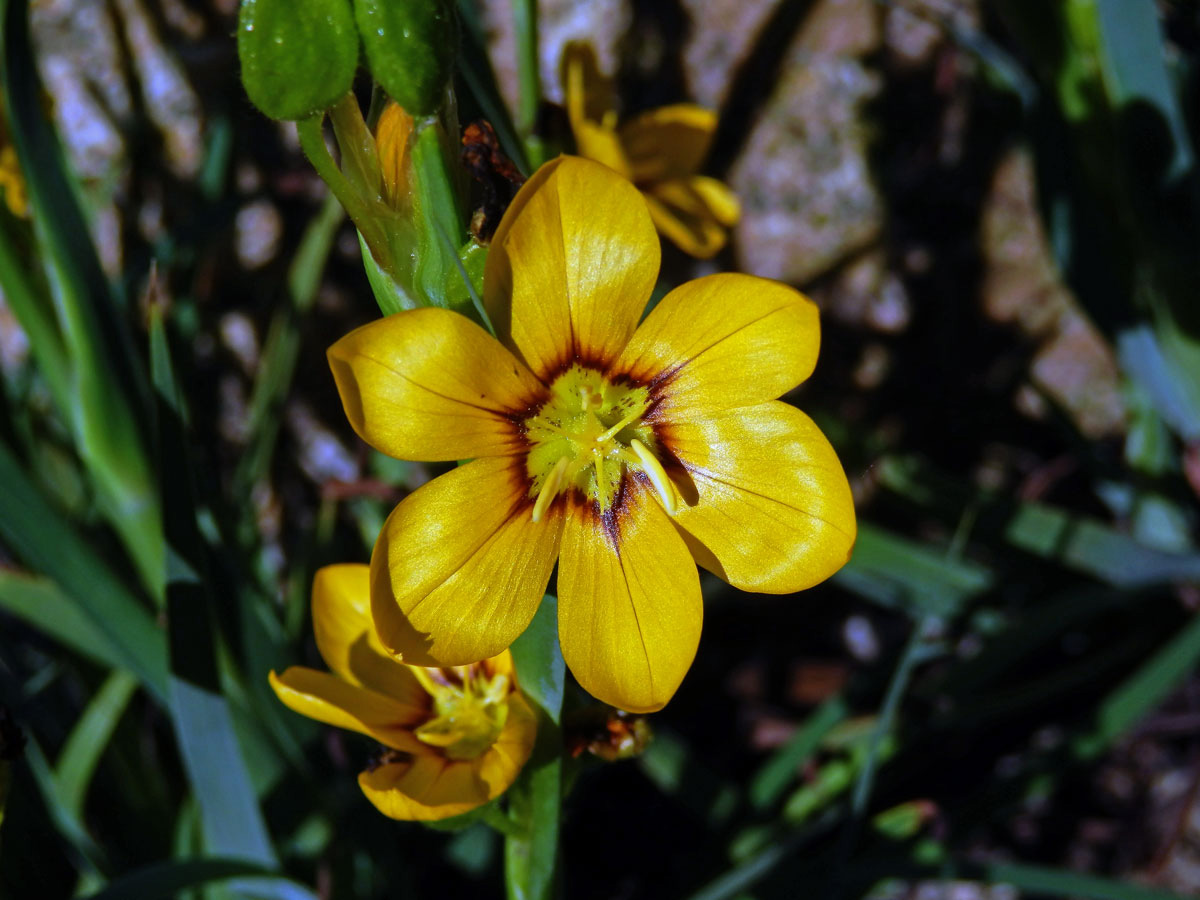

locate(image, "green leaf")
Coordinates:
981 860 1194 900
1073 608 1200 760
505 595 564 900
1 0 161 595
0 441 168 701
79 858 318 900
151 308 277 867
54 670 138 819
834 523 992 618
748 696 848 812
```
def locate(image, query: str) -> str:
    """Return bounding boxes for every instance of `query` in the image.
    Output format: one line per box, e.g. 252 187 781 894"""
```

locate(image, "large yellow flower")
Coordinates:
562 41 739 259
328 155 856 713
270 564 536 821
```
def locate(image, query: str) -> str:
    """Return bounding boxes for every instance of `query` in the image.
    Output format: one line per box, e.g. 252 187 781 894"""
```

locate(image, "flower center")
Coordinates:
411 664 510 761
524 364 680 518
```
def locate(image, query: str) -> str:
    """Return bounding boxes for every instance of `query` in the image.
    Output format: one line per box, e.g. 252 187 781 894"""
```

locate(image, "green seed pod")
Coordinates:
238 0 359 121
355 0 457 116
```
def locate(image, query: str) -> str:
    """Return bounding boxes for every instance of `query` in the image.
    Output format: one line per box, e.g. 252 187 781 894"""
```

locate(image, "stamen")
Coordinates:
532 456 569 523
629 439 680 516
595 407 644 445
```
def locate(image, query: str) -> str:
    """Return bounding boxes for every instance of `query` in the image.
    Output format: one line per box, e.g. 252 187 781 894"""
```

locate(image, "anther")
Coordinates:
532 456 569 523
629 439 680 516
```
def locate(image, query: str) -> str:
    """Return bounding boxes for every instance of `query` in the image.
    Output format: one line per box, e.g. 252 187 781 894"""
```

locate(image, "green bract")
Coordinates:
354 0 456 116
238 0 358 121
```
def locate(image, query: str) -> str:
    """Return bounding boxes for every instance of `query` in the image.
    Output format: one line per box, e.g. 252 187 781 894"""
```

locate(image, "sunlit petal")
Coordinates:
557 488 702 713
370 456 563 667
484 156 659 380
327 307 543 462
268 667 427 751
669 402 856 592
310 563 425 704
616 273 820 411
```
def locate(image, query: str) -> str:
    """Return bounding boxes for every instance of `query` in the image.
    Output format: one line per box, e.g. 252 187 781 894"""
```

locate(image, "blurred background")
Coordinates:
2 1 1200 898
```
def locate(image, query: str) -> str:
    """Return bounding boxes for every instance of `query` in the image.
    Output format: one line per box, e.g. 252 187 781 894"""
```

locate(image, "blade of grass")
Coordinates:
510 0 542 167
0 217 69 414
980 860 1194 900
1072 608 1200 761
506 596 564 900
0 571 131 673
1 0 161 595
0 441 168 701
150 306 276 868
455 0 531 174
748 695 848 813
79 858 318 900
54 670 138 819
834 523 992 618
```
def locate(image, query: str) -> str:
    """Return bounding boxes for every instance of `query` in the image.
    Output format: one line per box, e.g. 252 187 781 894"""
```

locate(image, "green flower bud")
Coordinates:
354 0 456 116
238 0 359 121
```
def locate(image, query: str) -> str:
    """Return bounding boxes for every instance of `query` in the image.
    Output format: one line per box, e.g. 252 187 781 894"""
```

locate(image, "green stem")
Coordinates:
480 802 524 839
295 114 388 266
512 0 541 161
328 92 382 202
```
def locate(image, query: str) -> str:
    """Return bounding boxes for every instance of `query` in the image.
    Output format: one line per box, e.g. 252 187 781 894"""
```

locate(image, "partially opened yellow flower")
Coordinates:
562 41 738 259
328 155 856 713
269 564 536 821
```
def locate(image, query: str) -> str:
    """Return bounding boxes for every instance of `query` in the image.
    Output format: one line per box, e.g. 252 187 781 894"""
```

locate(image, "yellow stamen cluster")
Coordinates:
411 664 510 761
524 365 682 519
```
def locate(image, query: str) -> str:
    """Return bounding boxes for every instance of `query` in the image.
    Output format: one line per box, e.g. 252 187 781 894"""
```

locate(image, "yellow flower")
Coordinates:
327 155 856 713
269 564 536 821
561 41 739 259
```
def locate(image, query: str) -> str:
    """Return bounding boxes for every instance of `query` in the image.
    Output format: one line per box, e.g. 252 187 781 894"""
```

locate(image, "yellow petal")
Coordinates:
484 156 660 381
358 754 485 821
268 667 427 752
572 119 631 176
477 690 537 794
619 104 717 182
688 176 740 226
357 686 536 821
615 273 820 412
668 402 856 592
327 307 543 462
370 456 563 667
561 41 616 132
643 181 729 259
311 564 426 704
557 488 702 713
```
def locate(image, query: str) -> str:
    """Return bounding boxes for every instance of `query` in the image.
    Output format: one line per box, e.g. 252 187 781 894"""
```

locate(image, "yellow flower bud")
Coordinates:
375 102 413 208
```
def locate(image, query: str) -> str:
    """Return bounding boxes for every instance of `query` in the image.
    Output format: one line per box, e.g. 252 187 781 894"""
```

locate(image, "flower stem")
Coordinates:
328 92 382 203
295 114 388 268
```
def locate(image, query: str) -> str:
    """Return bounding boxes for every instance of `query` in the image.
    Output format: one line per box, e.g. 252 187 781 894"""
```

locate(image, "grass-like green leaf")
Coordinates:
54 670 138 819
506 595 565 900
0 441 168 701
78 858 317 900
748 695 848 812
151 307 277 867
1 0 161 594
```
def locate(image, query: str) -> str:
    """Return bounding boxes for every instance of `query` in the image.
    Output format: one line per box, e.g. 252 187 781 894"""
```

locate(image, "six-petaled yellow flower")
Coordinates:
270 564 536 821
326 155 856 713
562 41 738 258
